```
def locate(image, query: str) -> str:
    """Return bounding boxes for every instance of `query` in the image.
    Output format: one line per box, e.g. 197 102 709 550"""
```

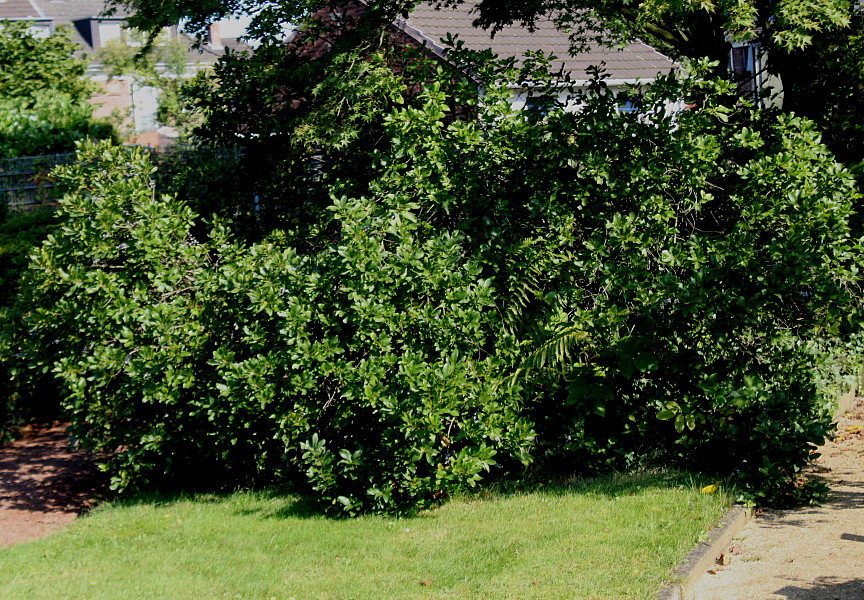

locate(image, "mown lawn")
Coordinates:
0 472 729 600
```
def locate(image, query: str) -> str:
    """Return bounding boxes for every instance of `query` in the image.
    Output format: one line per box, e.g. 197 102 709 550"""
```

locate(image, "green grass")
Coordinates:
0 472 729 600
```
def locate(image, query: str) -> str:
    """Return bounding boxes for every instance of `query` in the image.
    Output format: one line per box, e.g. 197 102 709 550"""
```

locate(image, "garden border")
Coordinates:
655 382 859 600
654 503 753 600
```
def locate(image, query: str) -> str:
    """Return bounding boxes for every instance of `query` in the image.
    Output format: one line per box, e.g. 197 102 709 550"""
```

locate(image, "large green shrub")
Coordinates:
325 63 862 506
475 70 862 505
5 56 861 510
5 140 532 512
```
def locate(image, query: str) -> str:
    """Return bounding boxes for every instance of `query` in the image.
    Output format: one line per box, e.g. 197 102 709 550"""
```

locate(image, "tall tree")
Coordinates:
456 0 856 63
444 0 864 172
105 0 862 116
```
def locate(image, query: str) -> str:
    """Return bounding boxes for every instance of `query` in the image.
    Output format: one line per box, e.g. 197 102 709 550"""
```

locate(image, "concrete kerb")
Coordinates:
654 504 753 600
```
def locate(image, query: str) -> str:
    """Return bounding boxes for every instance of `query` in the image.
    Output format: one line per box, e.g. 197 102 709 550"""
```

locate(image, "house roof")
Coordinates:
0 0 129 49
0 0 247 62
399 3 676 83
0 0 52 20
25 0 127 20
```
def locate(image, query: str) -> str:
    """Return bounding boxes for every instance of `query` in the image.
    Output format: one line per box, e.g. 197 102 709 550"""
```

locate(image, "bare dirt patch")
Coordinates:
0 423 107 548
693 398 864 600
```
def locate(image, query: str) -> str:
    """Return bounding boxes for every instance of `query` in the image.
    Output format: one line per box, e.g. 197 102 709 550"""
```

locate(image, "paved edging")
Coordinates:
654 504 753 600
655 385 857 600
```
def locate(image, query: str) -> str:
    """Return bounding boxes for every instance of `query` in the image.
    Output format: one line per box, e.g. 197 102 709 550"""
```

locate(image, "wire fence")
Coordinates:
0 153 78 212
0 146 246 213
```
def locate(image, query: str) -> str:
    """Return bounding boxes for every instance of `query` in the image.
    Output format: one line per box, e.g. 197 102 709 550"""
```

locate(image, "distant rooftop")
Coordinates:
0 0 129 50
0 0 246 61
400 3 676 82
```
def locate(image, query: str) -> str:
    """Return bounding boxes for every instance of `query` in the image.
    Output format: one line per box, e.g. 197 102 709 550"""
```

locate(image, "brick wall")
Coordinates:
90 78 134 130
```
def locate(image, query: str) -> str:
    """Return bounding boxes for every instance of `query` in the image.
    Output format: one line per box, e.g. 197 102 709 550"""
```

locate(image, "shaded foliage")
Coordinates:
438 0 864 203
0 209 63 442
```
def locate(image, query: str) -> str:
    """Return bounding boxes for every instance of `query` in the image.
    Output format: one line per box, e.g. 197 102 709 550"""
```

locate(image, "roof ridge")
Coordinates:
28 0 46 18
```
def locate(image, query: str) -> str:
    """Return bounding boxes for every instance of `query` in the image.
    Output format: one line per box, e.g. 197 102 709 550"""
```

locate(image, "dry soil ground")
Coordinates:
693 398 864 600
0 423 106 548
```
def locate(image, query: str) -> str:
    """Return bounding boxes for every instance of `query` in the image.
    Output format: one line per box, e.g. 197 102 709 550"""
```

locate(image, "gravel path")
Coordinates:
0 424 106 548
693 398 864 600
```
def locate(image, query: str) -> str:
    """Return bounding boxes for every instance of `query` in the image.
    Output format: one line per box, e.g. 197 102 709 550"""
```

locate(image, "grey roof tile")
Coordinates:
403 2 676 82
0 0 127 50
29 0 126 20
0 0 50 19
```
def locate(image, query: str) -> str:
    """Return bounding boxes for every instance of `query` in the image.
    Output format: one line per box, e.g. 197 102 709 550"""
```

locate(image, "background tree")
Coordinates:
0 21 115 158
0 21 94 104
102 0 863 167
778 9 864 181
102 0 859 100
96 29 202 134
98 0 863 253
171 1 455 239
445 0 864 175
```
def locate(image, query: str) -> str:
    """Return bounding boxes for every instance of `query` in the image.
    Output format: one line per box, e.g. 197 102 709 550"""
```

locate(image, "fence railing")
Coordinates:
0 153 77 211
1 146 246 212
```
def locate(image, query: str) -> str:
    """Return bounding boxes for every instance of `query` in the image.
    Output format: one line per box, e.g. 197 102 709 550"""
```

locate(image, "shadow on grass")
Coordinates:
562 470 712 497
235 494 323 520
94 469 725 522
99 486 323 520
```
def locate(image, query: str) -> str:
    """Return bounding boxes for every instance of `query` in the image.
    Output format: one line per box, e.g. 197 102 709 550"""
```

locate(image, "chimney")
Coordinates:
208 22 223 49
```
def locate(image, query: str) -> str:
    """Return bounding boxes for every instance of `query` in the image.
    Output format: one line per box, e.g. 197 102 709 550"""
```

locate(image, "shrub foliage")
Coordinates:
0 209 62 442
4 56 861 511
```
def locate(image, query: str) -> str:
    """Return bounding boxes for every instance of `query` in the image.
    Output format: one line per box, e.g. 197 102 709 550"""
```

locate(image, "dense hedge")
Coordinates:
0 94 116 159
3 61 861 511
0 208 62 442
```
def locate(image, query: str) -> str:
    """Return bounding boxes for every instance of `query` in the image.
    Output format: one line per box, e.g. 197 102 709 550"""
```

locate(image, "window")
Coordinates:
27 22 51 38
98 21 122 45
96 20 145 47
730 43 758 97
